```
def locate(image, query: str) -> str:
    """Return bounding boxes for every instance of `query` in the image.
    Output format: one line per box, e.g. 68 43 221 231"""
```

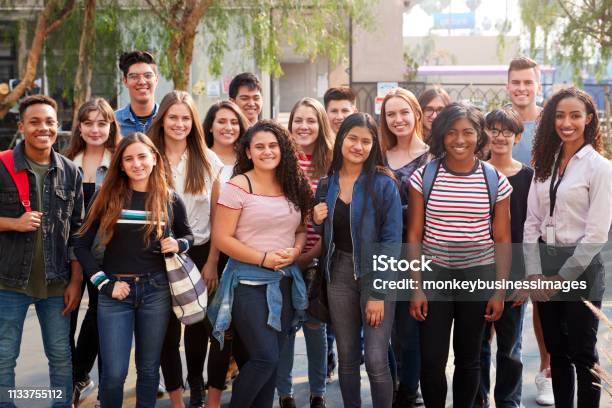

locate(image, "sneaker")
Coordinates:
310 395 326 408
415 389 424 406
279 396 297 408
535 369 554 406
157 382 166 397
326 352 337 383
74 378 95 401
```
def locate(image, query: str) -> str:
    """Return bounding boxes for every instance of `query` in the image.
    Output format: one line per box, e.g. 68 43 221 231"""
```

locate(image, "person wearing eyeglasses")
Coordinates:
115 51 159 137
417 88 451 143
476 107 534 408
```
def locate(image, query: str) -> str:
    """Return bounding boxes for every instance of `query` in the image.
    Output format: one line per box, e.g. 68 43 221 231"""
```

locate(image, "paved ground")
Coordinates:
13 234 612 407
12 298 612 407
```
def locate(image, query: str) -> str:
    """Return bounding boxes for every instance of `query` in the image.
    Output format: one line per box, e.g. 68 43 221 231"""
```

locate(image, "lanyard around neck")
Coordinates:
548 143 587 217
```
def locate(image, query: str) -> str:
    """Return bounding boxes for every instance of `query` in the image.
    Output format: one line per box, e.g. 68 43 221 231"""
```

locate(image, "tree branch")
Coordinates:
143 0 182 30
45 0 76 35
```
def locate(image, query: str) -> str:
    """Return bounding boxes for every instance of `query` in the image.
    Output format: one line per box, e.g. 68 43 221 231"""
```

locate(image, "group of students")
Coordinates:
0 51 609 408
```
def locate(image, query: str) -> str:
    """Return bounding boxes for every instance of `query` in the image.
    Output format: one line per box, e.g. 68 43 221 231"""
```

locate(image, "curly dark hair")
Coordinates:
533 87 602 182
235 120 313 223
428 102 488 158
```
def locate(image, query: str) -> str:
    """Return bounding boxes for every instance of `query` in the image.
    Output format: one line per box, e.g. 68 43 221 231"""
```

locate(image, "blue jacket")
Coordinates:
0 141 84 287
115 103 158 137
314 170 402 290
207 258 307 349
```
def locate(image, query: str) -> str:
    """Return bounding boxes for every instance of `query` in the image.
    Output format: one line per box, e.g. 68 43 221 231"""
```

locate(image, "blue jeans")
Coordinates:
230 278 294 408
328 250 395 408
97 273 170 408
276 313 327 397
0 291 72 408
476 302 525 408
393 301 420 392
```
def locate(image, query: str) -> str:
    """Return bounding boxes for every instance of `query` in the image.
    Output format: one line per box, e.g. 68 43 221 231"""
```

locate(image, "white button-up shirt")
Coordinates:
523 144 612 280
171 149 223 246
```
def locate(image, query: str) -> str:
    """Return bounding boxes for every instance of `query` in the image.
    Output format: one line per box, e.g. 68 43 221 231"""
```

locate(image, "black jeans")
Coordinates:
420 264 494 408
536 246 604 408
160 242 210 392
71 279 102 383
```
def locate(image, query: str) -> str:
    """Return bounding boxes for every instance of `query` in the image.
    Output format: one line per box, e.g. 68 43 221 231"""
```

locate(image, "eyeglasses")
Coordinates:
489 128 515 138
127 72 156 82
423 107 444 116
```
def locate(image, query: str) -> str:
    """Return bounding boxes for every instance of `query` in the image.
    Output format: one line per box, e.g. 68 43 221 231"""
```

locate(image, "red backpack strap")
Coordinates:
0 150 32 212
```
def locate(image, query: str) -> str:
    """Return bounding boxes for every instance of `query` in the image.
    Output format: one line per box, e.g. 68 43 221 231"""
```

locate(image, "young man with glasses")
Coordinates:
115 51 159 136
476 107 534 408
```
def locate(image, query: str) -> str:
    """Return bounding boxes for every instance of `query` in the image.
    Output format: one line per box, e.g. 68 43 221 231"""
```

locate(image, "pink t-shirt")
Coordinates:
217 182 302 252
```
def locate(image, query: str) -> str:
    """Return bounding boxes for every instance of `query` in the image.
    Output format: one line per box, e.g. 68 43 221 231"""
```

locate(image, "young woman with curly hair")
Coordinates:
147 90 223 408
207 120 313 408
408 103 512 408
312 112 403 408
74 133 193 407
523 87 611 407
277 97 334 408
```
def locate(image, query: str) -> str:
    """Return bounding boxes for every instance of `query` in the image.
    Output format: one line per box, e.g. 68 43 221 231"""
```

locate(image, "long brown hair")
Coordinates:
533 87 602 181
203 100 249 148
380 88 424 153
64 98 120 160
80 133 170 246
288 97 334 179
147 91 213 195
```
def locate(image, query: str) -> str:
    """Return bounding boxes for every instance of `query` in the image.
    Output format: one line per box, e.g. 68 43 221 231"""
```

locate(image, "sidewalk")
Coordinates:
14 299 612 407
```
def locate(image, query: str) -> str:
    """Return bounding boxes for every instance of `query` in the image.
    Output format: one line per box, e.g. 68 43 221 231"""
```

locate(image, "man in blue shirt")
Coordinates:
115 51 159 136
506 57 542 166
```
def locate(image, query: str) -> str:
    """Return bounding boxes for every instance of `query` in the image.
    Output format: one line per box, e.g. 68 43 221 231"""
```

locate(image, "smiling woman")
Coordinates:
147 90 223 407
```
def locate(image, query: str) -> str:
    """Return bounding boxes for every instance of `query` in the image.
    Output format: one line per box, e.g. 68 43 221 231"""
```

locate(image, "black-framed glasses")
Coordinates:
489 128 515 138
423 106 444 116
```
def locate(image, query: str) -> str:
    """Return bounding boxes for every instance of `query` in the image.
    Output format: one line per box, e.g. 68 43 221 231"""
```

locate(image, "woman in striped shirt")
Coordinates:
74 133 193 407
276 97 334 408
407 103 512 408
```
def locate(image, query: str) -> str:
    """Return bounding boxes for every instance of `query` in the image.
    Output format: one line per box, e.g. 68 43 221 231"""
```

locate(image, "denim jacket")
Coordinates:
207 258 308 349
314 171 402 290
115 103 158 137
0 141 84 288
72 149 111 189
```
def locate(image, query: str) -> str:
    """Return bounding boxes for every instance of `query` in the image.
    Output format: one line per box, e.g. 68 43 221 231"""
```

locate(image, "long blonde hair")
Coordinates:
80 133 171 245
380 88 423 153
147 91 213 195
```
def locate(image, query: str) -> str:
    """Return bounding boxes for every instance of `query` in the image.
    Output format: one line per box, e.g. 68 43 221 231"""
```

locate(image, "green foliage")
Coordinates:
45 0 121 102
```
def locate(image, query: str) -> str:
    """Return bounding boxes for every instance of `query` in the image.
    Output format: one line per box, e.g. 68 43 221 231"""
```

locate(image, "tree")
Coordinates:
519 0 559 64
133 0 374 91
0 0 76 119
72 0 97 126
556 0 611 80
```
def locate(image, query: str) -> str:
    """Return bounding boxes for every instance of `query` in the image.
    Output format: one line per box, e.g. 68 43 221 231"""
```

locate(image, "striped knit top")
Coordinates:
75 191 193 279
297 153 321 252
409 160 512 268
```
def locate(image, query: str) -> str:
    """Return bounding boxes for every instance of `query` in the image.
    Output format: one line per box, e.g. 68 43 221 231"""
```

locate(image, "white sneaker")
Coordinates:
535 369 554 406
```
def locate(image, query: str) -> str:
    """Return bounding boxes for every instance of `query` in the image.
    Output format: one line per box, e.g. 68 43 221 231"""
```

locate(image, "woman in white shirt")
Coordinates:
523 87 611 408
148 90 223 408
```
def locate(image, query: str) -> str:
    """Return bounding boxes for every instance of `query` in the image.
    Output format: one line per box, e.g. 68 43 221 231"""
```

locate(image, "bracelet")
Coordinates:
259 251 267 268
